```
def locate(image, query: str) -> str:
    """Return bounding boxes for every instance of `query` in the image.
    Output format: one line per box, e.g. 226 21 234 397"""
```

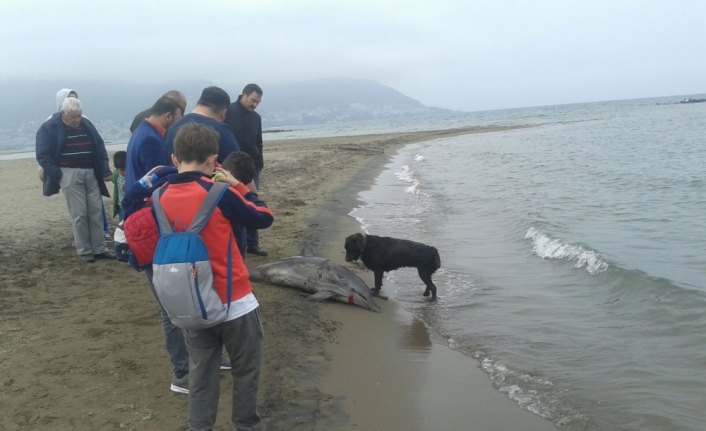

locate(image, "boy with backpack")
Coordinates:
151 123 273 431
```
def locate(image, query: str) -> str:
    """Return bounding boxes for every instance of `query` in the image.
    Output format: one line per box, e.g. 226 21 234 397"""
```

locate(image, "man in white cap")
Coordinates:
36 97 115 263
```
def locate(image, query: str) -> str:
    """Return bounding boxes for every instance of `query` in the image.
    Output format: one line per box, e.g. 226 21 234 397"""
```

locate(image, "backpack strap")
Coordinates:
151 182 228 235
152 185 172 235
226 235 233 309
186 182 228 234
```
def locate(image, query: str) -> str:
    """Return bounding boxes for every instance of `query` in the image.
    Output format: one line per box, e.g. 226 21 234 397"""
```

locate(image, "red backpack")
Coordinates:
122 204 160 269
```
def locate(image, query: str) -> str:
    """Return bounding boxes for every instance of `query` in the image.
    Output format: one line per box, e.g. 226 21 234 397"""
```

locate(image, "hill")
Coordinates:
258 79 446 126
0 78 453 150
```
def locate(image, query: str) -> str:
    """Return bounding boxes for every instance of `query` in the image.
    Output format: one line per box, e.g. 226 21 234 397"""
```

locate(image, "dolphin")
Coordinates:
248 247 381 312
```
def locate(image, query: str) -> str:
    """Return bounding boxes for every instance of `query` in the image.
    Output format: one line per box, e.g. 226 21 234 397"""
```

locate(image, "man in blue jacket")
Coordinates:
129 90 186 133
126 96 183 188
125 95 192 394
36 97 114 263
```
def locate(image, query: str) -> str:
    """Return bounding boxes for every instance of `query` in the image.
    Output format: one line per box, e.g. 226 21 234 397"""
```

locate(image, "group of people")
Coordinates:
36 84 273 431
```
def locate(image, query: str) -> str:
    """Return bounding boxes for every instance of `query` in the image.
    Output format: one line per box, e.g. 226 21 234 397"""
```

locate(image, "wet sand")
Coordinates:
0 126 556 430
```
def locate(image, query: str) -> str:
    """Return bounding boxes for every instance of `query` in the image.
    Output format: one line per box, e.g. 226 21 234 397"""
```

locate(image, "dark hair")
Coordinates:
221 151 255 184
242 83 263 96
173 123 219 164
198 86 231 110
150 96 182 116
113 151 127 170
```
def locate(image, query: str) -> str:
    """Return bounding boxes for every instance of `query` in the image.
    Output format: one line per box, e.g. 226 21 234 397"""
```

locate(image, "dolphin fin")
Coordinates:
299 245 316 257
308 290 335 301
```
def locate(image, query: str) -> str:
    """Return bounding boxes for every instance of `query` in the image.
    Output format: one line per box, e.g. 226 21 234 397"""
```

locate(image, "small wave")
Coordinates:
348 209 371 233
394 164 432 198
477 355 585 427
525 227 609 274
414 153 425 161
395 164 421 194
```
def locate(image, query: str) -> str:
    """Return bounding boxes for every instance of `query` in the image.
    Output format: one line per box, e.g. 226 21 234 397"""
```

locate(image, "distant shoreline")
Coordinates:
1 124 534 161
0 141 130 161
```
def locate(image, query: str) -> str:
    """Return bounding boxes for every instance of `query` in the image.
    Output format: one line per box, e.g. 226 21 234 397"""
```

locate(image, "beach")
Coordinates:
0 127 556 430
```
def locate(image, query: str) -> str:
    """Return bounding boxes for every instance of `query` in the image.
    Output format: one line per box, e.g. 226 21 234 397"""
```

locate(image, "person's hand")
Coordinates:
139 165 177 188
104 176 112 182
38 170 44 182
213 167 239 187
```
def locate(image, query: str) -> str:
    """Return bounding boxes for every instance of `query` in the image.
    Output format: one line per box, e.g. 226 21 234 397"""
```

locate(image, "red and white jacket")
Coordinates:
153 171 273 304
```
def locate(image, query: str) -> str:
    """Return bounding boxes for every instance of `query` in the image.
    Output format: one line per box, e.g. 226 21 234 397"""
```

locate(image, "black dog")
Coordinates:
344 233 441 301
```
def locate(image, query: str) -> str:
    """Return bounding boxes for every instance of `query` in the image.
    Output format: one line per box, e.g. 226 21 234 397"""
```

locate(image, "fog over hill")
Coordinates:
0 78 455 150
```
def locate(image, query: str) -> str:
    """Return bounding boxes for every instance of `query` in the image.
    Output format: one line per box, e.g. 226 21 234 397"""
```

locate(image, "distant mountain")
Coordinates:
257 78 450 127
0 78 453 150
262 78 423 110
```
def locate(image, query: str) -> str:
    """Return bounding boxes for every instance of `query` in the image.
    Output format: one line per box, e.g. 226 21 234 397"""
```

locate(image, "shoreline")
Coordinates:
0 125 555 430
297 131 558 430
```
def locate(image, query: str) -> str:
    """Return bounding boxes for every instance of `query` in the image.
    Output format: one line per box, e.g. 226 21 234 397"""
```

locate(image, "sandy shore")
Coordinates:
0 126 556 430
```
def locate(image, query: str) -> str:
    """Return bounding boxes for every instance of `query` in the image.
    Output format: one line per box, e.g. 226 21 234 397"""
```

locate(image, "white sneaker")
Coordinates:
170 373 189 394
220 357 232 370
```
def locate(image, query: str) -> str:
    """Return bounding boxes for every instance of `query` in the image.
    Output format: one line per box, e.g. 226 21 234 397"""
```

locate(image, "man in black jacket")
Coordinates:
224 83 267 256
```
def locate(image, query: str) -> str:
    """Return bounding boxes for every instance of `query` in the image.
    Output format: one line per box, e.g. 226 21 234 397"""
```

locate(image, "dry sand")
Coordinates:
0 127 556 430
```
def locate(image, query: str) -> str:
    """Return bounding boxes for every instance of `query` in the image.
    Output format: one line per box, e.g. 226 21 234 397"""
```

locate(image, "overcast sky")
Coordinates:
2 0 704 112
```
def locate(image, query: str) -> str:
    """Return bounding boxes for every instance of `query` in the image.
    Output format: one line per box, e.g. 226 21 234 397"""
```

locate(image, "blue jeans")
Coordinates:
144 267 189 377
185 308 263 431
246 169 261 249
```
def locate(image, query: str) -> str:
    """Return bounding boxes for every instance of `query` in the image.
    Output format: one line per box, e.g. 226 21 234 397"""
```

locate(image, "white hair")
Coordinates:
61 97 82 115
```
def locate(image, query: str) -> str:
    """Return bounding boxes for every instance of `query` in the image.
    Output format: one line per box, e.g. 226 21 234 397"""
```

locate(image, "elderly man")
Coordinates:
36 97 114 263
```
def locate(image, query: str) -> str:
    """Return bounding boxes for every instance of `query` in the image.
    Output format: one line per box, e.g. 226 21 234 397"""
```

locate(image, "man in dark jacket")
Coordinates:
164 86 239 166
224 83 267 256
36 97 114 263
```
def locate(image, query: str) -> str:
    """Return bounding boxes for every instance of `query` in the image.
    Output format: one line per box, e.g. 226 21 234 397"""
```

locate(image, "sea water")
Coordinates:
6 94 705 429
349 97 706 430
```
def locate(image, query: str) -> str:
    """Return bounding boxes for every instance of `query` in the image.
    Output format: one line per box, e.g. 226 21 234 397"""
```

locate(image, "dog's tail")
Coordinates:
432 247 441 270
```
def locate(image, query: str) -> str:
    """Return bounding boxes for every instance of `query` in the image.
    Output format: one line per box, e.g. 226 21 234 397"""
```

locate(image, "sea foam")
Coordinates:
395 164 420 194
